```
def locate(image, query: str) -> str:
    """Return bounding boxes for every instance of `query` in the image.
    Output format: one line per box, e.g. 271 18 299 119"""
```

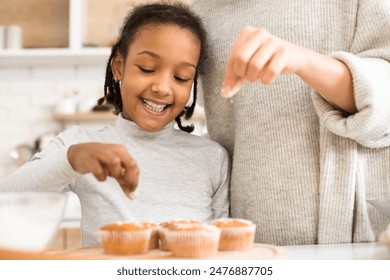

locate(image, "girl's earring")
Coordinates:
118 80 121 88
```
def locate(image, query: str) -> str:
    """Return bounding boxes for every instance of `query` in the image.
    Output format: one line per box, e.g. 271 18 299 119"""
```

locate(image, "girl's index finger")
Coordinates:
118 153 139 193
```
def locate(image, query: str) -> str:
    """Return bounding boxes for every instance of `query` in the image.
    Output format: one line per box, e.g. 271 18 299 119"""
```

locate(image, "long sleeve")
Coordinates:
311 0 390 148
211 145 230 219
0 137 80 192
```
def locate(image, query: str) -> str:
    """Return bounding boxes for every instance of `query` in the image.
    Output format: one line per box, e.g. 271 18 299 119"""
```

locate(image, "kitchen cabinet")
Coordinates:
54 111 205 123
54 112 118 122
0 0 111 66
0 0 188 66
53 110 206 134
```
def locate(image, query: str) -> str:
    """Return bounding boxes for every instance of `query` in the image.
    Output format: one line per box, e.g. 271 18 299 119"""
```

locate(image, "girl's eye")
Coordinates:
138 66 155 74
174 76 191 83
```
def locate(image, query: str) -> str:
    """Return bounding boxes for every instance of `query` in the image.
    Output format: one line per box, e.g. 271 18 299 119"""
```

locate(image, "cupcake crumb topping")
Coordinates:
212 218 253 228
100 222 150 231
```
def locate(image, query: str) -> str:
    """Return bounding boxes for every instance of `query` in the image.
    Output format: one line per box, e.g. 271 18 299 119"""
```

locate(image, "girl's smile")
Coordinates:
141 97 172 115
112 24 201 132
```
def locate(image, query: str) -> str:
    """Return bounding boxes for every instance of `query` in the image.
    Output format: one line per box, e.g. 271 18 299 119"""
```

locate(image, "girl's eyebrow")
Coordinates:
137 50 196 69
137 50 159 58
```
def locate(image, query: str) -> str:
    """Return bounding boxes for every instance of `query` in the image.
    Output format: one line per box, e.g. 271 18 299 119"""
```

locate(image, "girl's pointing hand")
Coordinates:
68 143 139 198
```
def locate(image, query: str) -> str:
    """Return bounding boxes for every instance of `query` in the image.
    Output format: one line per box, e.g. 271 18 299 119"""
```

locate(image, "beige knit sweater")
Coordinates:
192 0 390 245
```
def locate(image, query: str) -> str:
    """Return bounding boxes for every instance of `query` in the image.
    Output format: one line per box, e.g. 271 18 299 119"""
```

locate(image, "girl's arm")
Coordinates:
0 139 140 197
0 139 80 192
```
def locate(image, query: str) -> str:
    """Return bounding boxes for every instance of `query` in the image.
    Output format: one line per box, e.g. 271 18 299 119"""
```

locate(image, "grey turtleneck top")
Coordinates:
0 116 230 246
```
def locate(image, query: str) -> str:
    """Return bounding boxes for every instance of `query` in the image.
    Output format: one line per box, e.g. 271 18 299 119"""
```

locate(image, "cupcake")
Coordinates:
99 222 152 255
164 223 221 258
211 218 256 251
387 223 390 238
140 222 159 250
159 219 201 251
379 223 390 251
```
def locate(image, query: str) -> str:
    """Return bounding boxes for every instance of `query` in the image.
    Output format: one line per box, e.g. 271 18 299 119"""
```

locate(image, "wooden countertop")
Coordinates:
0 243 287 260
2 236 389 260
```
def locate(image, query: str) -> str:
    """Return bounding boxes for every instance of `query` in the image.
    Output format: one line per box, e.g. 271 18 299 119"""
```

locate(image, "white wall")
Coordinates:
0 64 106 179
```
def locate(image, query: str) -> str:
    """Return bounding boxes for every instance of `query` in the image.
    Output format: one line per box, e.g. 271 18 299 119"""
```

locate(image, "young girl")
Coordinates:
0 3 229 246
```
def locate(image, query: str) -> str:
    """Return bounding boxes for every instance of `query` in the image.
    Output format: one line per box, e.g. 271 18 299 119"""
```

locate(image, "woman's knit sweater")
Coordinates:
192 0 390 245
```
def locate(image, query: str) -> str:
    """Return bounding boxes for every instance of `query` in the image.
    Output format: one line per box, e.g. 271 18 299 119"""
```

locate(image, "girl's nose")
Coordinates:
151 76 172 97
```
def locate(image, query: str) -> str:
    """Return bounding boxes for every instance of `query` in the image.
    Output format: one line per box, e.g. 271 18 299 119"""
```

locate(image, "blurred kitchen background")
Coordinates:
0 0 205 249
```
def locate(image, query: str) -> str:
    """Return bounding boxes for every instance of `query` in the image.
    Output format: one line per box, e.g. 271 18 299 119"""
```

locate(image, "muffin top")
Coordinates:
211 218 254 228
100 222 150 231
168 223 219 233
160 219 201 229
140 222 158 229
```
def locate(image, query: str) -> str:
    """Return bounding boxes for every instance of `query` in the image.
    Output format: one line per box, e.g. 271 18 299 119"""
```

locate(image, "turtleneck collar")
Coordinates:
115 114 176 139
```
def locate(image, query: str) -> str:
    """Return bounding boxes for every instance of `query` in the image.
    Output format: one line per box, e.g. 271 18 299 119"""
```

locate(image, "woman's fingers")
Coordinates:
221 27 265 97
232 27 270 78
221 27 305 98
246 38 277 82
221 27 270 97
257 51 285 85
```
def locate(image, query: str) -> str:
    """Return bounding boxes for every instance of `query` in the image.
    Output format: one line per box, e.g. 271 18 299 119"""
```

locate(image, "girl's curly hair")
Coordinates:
98 3 209 133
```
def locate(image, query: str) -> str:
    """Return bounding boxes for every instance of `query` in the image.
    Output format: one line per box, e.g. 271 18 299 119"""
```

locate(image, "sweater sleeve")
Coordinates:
311 0 390 148
0 131 81 192
211 145 230 219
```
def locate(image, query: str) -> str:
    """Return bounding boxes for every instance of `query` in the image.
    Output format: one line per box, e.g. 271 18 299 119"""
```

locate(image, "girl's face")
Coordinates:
112 24 201 132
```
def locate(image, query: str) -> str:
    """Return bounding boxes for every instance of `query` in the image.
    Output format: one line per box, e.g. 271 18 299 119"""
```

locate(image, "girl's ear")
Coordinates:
111 54 124 81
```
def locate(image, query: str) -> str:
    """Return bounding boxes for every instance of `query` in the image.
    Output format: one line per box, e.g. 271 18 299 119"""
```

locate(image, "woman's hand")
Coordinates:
220 26 356 113
68 143 139 197
220 26 306 98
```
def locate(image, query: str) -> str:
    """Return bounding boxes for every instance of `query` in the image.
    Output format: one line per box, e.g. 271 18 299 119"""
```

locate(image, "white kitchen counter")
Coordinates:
283 242 390 260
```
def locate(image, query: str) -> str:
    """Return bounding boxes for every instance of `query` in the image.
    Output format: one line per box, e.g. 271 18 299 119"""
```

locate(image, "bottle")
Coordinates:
55 93 77 115
5 25 23 49
0 26 5 49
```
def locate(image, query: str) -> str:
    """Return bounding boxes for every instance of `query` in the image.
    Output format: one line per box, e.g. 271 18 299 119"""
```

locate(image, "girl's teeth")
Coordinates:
143 99 167 113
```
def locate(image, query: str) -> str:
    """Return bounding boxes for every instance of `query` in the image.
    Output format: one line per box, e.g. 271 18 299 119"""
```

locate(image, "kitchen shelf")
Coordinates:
0 0 112 66
54 111 117 122
0 48 111 66
54 111 206 122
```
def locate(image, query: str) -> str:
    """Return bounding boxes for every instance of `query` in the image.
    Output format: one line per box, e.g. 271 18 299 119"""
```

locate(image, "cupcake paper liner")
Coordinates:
217 224 256 250
158 220 202 251
99 228 152 255
165 225 221 258
211 218 256 251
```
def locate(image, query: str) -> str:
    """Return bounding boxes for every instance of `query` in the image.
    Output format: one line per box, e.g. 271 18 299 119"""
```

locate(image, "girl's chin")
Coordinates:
136 118 170 132
139 124 165 132
122 109 178 131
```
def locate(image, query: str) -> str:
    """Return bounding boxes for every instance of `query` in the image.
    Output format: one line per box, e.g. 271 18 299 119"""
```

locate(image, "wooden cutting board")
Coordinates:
0 243 288 260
